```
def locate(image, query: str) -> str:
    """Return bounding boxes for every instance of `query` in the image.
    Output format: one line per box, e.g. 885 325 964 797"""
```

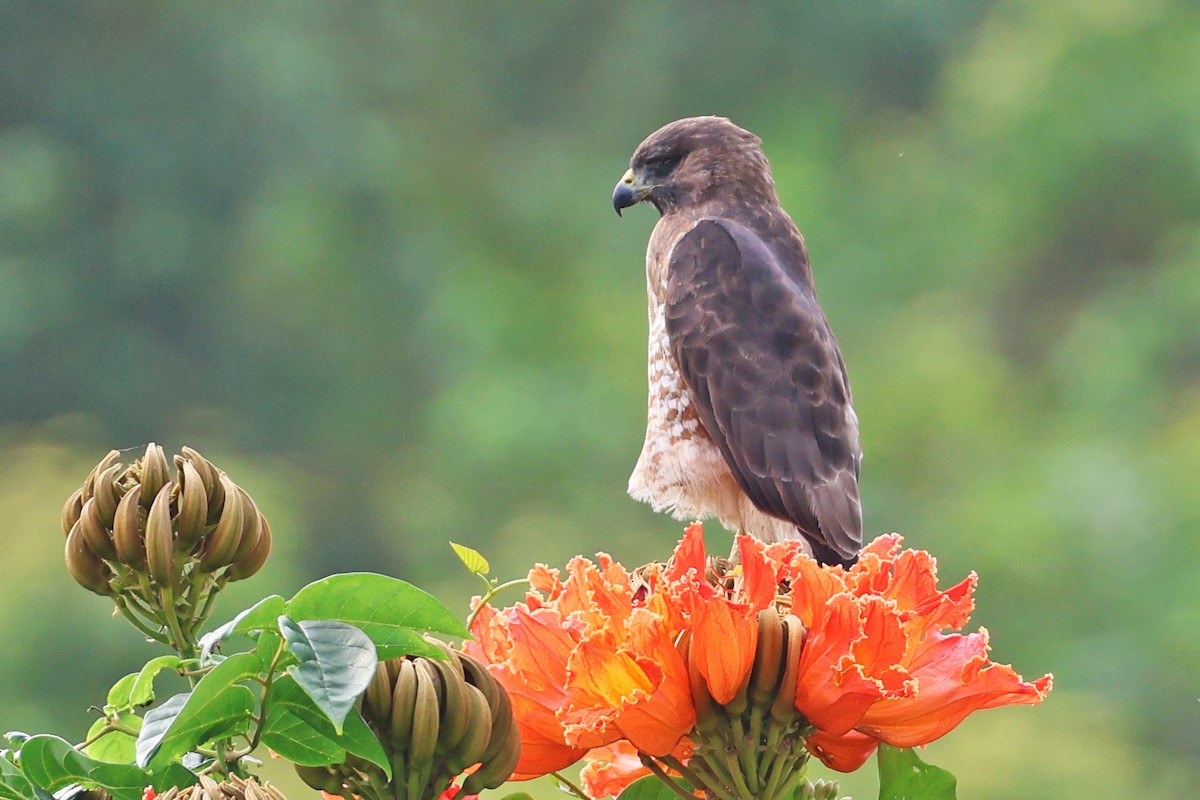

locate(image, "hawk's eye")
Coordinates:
644 153 682 176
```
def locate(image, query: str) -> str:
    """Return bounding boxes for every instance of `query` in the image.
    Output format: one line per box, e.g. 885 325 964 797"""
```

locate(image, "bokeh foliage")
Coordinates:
1 1 1198 797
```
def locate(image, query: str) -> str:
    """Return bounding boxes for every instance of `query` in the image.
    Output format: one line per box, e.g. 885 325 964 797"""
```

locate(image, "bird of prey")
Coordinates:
613 116 862 566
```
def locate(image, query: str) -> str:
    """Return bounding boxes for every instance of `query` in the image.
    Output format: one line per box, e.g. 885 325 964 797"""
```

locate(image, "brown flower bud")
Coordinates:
138 443 169 509
91 463 124 527
145 484 176 586
228 515 271 581
112 483 146 567
78 496 117 561
174 459 209 551
61 488 83 537
199 475 243 571
65 520 112 596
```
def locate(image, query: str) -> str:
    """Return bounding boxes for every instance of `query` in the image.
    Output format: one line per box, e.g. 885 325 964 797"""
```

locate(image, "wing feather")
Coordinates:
664 218 863 561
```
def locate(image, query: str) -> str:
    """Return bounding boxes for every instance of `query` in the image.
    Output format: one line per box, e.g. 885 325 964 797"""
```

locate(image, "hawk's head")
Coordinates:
613 116 776 216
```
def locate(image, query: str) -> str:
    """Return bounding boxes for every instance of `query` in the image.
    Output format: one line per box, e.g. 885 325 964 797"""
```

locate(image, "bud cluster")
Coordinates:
677 555 842 800
62 444 271 649
295 640 520 800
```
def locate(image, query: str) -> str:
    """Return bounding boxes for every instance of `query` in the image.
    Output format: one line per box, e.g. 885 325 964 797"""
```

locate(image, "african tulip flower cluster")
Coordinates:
467 524 1051 799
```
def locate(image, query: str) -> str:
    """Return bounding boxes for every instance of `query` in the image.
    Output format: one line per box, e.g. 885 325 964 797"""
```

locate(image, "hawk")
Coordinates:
613 116 863 566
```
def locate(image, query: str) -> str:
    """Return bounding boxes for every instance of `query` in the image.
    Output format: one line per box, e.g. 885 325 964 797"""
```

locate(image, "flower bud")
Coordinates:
346 644 521 800
199 475 244 571
61 488 83 537
138 443 169 509
145 484 176 586
65 520 112 596
112 483 146 567
228 515 271 581
174 459 209 550
77 496 117 561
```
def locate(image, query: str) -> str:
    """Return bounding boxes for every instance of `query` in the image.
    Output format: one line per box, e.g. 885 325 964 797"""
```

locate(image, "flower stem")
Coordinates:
638 755 701 800
465 578 530 630
727 715 761 795
549 770 589 800
689 752 739 800
684 756 741 800
662 754 739 800
113 596 170 644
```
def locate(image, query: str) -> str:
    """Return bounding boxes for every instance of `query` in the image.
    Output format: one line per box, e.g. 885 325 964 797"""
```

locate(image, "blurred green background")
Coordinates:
1 1 1198 798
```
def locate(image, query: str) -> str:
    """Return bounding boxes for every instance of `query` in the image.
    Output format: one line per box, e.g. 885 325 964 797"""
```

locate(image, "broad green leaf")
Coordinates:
496 794 535 800
83 714 142 763
255 628 293 670
0 756 45 800
148 763 199 793
450 542 490 575
105 675 138 713
616 775 683 800
877 744 958 800
15 736 150 800
16 736 94 792
261 675 390 778
278 617 376 734
136 652 262 768
258 709 344 766
127 656 182 709
287 573 469 658
199 595 286 662
134 694 188 768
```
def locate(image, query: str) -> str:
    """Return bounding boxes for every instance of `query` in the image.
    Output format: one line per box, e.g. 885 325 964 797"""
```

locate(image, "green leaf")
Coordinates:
258 710 344 766
130 656 184 709
261 675 390 778
496 794 535 800
136 652 262 768
278 617 377 734
616 775 683 800
105 675 138 713
287 573 469 658
449 542 490 575
83 714 142 763
199 595 286 662
16 736 152 800
877 744 958 800
0 755 46 800
16 735 94 792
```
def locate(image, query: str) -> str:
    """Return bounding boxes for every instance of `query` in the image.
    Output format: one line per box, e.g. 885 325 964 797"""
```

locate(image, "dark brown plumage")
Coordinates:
614 116 863 565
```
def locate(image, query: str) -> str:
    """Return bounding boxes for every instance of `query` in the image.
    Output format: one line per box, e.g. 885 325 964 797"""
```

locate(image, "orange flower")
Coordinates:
466 550 696 779
666 525 777 703
784 533 1052 769
471 524 1052 790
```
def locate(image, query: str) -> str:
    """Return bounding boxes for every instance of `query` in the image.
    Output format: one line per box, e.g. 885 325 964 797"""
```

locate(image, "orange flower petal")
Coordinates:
579 742 649 799
804 728 878 772
858 630 1053 747
794 594 914 735
690 599 758 705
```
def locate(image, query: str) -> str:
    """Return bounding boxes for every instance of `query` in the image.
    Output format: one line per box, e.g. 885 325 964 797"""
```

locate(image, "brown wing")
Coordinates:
664 218 862 563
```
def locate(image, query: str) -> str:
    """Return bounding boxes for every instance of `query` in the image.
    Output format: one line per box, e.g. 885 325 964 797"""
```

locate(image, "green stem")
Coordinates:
728 715 761 794
690 751 739 798
769 752 810 800
718 743 755 800
246 636 288 753
683 757 741 800
113 596 170 644
549 770 589 800
465 578 530 629
661 754 737 800
189 575 227 638
638 755 701 800
160 582 197 662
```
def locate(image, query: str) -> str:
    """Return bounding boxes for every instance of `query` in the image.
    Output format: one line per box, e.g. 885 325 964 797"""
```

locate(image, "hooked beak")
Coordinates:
613 168 643 216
